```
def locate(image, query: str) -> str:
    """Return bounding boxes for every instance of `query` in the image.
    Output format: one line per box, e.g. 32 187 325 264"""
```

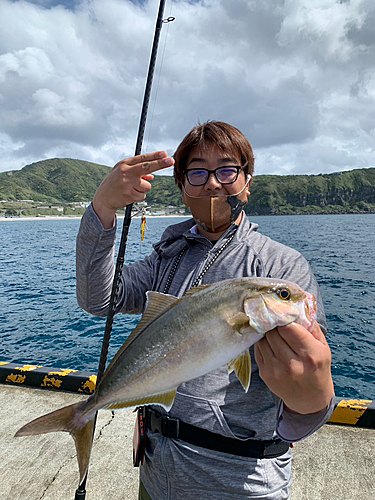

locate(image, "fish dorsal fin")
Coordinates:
106 292 179 372
227 350 252 392
185 284 212 297
126 292 178 344
103 389 177 412
144 291 179 318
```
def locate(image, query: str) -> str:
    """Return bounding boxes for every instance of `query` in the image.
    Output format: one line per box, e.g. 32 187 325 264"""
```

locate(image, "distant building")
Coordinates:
37 206 64 212
74 202 91 208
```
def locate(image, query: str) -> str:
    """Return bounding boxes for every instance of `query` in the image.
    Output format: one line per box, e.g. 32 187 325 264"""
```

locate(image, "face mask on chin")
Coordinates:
182 179 250 234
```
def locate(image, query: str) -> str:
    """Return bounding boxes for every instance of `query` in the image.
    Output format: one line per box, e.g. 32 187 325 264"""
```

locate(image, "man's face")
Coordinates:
182 143 250 199
181 143 252 236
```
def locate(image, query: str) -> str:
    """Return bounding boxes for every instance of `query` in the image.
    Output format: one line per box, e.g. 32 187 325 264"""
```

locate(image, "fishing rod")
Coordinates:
74 1 173 498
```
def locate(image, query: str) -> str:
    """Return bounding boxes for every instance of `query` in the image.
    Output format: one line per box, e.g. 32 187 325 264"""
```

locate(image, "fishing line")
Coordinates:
145 0 175 153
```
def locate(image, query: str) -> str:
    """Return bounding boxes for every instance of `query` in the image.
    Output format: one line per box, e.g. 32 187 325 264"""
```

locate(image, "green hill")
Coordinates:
1 158 375 214
0 158 111 203
247 169 375 215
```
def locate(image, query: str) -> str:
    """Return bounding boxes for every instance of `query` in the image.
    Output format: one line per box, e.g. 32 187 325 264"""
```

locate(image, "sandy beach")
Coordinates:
0 216 82 221
0 214 190 222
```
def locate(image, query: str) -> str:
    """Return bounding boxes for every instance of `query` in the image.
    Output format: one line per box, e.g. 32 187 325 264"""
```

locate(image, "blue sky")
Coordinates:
1 0 375 175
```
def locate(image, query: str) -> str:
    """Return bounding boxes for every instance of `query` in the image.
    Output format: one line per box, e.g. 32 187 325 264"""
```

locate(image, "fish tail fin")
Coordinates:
15 401 95 484
73 417 96 484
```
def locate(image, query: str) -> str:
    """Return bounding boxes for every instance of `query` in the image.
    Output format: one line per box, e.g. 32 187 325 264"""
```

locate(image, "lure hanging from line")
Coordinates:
140 208 147 242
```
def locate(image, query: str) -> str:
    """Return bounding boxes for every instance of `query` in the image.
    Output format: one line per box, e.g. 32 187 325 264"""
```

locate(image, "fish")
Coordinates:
15 277 316 484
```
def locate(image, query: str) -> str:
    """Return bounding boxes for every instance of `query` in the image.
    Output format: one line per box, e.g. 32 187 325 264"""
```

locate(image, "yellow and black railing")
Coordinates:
0 362 96 394
1 361 374 429
328 398 375 428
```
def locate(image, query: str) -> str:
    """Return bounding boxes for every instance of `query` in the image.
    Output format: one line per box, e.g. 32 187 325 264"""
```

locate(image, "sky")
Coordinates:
1 0 374 176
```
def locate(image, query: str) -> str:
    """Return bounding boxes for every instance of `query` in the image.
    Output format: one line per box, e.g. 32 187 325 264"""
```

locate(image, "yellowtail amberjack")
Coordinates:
15 277 317 484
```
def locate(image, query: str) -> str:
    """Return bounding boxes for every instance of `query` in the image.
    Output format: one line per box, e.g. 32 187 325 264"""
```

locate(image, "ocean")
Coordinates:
1 214 374 400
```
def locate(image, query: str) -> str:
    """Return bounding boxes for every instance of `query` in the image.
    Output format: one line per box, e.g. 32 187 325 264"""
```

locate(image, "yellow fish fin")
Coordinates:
103 389 177 412
227 350 252 392
74 419 96 485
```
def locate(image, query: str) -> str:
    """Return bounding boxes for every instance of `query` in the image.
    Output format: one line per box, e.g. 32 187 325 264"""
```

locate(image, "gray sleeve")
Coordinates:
76 204 158 317
276 397 336 442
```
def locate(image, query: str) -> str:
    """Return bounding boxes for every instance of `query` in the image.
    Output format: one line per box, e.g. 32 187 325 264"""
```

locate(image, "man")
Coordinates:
76 121 334 499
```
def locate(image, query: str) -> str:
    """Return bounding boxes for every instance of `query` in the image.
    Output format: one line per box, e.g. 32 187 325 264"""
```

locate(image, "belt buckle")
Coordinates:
161 414 179 438
262 439 287 458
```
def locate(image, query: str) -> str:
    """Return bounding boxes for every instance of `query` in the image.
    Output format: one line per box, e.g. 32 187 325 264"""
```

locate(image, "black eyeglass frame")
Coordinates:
183 165 247 186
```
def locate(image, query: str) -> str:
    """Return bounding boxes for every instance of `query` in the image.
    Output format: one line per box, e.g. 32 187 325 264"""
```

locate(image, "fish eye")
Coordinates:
276 288 291 301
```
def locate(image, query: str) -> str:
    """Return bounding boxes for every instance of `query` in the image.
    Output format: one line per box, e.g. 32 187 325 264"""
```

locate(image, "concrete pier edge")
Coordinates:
1 361 374 429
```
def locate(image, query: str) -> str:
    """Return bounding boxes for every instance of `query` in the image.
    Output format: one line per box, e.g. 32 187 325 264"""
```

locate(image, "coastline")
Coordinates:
0 215 190 222
2 211 374 222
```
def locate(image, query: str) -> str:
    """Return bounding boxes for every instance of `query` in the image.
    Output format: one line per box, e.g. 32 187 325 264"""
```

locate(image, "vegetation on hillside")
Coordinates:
0 158 111 203
1 158 375 215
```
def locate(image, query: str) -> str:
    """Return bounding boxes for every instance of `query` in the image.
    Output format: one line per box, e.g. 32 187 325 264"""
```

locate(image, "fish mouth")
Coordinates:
301 293 317 332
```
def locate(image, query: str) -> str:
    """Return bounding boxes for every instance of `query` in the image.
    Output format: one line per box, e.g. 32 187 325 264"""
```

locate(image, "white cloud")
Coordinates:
0 0 374 175
277 0 367 62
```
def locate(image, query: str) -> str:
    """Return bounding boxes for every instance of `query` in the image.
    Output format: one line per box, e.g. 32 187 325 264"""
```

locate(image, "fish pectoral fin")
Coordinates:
104 389 178 413
227 350 252 392
227 312 250 332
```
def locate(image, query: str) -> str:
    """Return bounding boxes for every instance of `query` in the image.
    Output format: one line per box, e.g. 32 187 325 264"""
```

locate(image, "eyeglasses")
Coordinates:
183 165 245 186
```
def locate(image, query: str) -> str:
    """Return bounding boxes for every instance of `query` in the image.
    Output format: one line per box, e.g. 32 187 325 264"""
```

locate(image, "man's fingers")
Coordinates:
133 178 153 195
131 190 147 202
126 151 174 174
126 151 166 165
276 323 327 354
254 331 278 361
309 321 329 344
141 174 155 182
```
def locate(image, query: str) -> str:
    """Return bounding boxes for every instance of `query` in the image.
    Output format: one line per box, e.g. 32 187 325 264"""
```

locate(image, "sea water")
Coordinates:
1 214 374 399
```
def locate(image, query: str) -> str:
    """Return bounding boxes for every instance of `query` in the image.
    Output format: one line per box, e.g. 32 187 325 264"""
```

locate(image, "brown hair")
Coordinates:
173 121 255 190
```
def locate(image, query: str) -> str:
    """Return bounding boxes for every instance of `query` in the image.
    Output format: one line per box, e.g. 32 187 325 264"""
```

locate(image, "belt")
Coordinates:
144 407 291 459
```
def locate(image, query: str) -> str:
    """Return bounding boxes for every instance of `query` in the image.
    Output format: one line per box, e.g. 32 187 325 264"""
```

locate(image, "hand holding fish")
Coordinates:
92 151 175 229
254 321 334 415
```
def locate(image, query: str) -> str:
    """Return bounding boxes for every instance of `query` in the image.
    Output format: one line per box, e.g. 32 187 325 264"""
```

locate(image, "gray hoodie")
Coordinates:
76 205 334 499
